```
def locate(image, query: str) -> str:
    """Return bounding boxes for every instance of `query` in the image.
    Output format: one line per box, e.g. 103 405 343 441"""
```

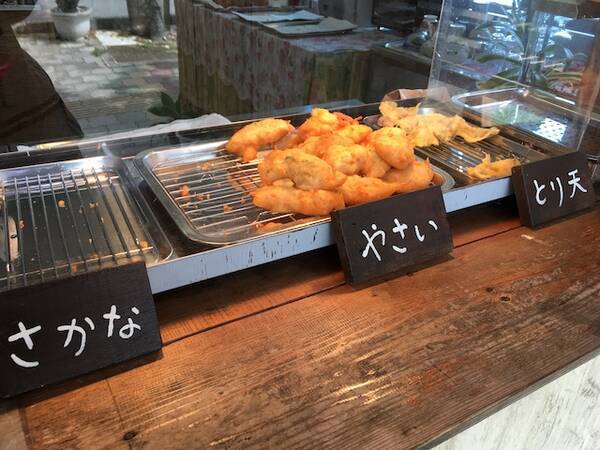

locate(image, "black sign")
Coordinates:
512 152 595 228
331 186 453 286
0 262 162 398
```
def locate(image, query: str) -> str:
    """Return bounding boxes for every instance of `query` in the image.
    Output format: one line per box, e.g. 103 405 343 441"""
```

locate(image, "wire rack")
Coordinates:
148 148 303 244
0 163 160 291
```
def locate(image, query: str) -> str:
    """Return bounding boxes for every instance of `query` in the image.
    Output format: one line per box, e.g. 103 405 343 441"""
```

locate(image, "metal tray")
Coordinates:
135 141 456 246
0 156 172 291
452 87 598 153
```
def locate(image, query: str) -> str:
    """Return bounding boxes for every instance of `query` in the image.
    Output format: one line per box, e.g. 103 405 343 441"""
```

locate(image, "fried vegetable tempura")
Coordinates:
322 144 390 178
383 159 435 193
378 101 420 127
340 175 399 206
251 186 345 216
466 154 520 180
368 127 415 170
298 108 357 138
258 149 346 191
298 133 355 157
335 124 373 143
226 118 294 162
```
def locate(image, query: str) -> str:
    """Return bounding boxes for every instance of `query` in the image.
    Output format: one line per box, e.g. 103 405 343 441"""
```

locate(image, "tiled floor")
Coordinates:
18 33 180 137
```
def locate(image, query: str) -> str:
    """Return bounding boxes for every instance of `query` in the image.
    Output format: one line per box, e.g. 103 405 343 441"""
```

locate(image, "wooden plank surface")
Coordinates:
156 200 521 345
8 207 597 449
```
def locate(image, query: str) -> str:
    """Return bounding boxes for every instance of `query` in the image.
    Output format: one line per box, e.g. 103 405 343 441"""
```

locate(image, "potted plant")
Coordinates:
51 0 93 41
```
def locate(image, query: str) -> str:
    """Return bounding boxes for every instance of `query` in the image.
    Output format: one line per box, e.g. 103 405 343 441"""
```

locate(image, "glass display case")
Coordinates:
428 0 600 153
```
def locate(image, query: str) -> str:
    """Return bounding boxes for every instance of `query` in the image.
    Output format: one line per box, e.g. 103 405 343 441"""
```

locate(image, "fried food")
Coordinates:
378 101 420 127
226 118 294 162
340 175 399 206
454 117 500 143
368 127 415 170
251 186 345 216
298 108 357 138
322 144 390 178
335 124 373 143
298 133 355 157
466 154 520 180
383 159 435 193
258 148 346 191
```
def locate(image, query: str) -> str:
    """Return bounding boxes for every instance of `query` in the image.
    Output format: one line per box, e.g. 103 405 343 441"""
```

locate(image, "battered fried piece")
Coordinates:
298 108 358 138
298 133 355 157
466 154 520 180
340 175 399 206
454 117 500 143
258 149 346 191
226 118 294 162
378 101 420 127
252 186 345 216
383 159 435 193
322 144 390 178
368 127 415 170
335 124 373 143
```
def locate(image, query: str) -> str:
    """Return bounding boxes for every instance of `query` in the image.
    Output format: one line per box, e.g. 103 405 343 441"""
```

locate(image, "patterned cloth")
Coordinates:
177 0 394 115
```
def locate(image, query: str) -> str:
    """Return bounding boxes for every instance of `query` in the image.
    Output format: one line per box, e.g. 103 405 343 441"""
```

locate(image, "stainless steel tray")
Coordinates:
0 156 172 291
452 87 597 153
135 141 456 246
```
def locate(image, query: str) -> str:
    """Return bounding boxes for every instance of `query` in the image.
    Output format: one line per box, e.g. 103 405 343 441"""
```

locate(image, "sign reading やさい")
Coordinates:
0 262 162 398
512 152 595 228
331 186 453 286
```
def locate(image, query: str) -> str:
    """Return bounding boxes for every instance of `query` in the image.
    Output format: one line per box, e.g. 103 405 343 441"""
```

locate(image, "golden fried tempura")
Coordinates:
383 159 435 193
298 108 357 138
298 134 355 157
368 127 415 170
378 101 420 127
340 175 399 206
466 154 520 180
251 186 345 216
258 149 346 191
454 117 500 143
335 124 373 143
226 118 294 162
322 144 390 178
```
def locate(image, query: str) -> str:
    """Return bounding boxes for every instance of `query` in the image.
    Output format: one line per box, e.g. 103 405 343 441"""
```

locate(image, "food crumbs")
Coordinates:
58 200 66 208
223 204 232 213
89 202 97 209
139 240 149 249
195 193 205 201
19 220 25 229
70 263 78 273
179 185 190 198
240 197 246 204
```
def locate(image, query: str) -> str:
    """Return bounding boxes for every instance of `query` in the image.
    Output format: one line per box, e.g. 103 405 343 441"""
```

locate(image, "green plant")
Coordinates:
148 92 192 120
56 0 80 13
473 0 582 92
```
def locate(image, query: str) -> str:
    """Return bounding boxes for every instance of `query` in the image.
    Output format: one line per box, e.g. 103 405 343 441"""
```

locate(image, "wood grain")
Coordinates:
14 208 598 449
156 200 521 345
0 401 27 450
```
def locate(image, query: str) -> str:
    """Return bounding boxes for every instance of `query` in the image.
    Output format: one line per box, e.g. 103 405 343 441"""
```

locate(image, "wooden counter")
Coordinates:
1 200 599 449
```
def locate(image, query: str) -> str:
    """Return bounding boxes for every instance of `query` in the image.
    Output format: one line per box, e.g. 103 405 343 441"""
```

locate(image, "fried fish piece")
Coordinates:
252 186 345 216
339 175 399 206
298 108 357 138
322 144 390 178
226 118 294 162
368 127 415 170
258 148 346 191
335 124 373 143
378 101 420 127
466 154 520 180
383 159 435 193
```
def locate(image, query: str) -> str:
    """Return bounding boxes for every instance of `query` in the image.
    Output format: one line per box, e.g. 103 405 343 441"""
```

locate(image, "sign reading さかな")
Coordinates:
0 262 162 398
331 186 453 286
512 152 595 228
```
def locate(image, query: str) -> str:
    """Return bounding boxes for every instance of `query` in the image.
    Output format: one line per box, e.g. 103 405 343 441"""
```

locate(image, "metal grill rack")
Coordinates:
140 144 321 245
0 158 163 291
